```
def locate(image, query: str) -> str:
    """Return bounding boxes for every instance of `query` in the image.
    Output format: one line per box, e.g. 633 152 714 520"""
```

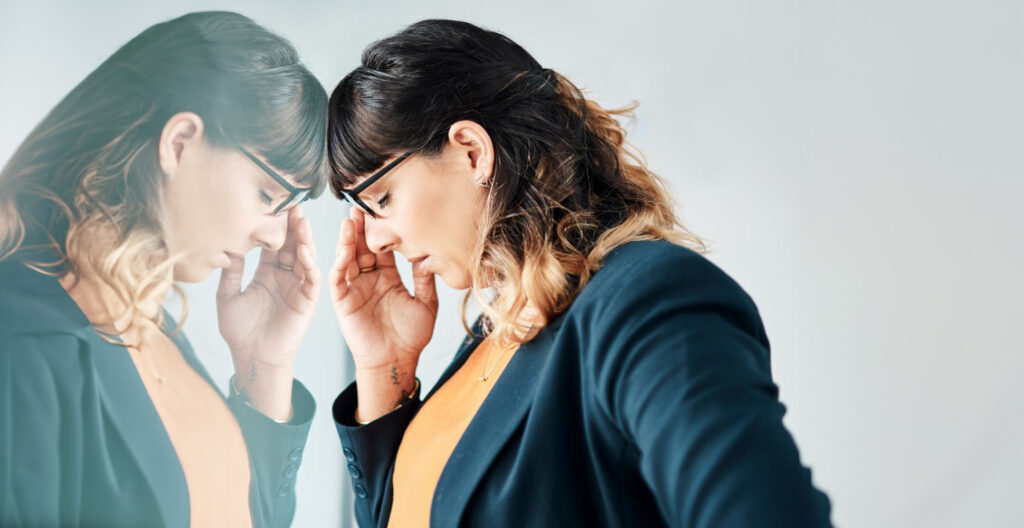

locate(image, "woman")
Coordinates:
0 12 325 527
327 19 834 528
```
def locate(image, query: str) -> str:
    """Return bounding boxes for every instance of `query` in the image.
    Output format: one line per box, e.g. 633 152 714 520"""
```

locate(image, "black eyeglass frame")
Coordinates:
239 147 315 216
337 149 417 218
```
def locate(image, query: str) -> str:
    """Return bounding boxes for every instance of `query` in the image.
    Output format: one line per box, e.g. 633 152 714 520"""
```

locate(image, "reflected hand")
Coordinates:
217 204 320 375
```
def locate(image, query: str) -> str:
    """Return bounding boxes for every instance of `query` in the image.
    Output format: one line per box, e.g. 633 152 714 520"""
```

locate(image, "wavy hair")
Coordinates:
0 11 327 337
327 19 704 345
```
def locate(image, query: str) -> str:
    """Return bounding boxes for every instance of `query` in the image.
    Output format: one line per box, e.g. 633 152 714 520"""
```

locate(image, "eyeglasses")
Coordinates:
337 149 417 218
239 147 315 216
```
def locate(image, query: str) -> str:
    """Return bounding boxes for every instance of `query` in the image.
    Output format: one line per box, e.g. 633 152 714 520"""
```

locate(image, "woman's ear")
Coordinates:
157 112 205 178
446 120 494 186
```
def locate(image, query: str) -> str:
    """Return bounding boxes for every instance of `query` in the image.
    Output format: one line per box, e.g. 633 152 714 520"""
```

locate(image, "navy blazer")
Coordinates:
0 259 315 527
332 240 833 527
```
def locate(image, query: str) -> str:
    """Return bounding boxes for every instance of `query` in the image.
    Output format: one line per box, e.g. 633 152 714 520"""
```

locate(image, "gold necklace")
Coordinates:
127 337 167 384
477 322 534 382
122 323 167 384
478 341 513 382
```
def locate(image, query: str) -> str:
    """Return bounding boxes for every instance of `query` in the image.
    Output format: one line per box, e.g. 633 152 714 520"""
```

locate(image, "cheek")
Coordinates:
170 184 258 252
215 196 265 245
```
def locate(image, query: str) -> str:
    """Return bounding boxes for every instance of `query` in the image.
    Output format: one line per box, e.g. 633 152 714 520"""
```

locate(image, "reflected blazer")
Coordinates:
0 259 315 527
333 240 833 528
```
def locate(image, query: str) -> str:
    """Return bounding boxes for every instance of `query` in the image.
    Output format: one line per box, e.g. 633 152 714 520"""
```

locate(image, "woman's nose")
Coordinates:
254 214 288 251
362 215 398 254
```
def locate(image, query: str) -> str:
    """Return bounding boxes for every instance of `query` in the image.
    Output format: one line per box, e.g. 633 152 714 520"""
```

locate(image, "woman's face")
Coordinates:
346 121 494 290
158 113 304 283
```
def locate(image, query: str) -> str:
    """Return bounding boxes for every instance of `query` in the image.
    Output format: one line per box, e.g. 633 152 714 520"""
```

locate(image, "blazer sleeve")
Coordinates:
588 250 833 528
0 333 85 527
227 379 316 528
332 380 423 528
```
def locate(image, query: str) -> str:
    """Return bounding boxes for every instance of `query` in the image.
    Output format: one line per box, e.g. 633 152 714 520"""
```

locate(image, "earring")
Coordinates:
475 178 491 188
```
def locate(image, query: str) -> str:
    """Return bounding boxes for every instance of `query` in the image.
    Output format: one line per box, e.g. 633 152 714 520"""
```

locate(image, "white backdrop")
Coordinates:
2 1 1022 526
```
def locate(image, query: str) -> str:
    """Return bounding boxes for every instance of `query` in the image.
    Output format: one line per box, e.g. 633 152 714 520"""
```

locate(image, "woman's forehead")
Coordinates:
349 151 417 193
244 150 302 181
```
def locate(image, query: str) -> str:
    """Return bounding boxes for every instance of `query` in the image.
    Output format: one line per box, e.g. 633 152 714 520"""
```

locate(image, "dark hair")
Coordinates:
0 11 327 328
327 19 703 343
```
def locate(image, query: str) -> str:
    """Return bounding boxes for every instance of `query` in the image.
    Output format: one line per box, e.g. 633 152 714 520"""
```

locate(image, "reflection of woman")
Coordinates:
327 19 832 527
0 12 325 527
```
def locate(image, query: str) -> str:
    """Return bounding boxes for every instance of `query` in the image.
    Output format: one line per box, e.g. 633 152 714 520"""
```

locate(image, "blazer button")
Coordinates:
348 463 362 480
284 463 298 479
342 447 357 462
277 483 290 498
289 447 303 461
354 485 367 498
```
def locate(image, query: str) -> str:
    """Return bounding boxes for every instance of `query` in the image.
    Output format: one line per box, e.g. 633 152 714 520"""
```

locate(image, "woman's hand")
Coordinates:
329 207 438 421
216 204 320 420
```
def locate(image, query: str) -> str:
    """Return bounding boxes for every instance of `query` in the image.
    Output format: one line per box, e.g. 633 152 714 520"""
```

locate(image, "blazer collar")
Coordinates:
0 258 91 336
428 314 567 528
1 258 191 526
89 336 191 527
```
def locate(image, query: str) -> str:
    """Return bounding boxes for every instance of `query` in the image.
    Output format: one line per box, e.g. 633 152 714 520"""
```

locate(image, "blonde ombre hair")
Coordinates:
0 110 186 336
0 11 327 338
466 72 706 344
328 20 705 345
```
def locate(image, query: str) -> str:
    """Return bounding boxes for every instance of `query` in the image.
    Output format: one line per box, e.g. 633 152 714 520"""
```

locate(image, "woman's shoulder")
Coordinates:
578 239 756 312
1 264 95 403
563 241 774 401
0 259 92 342
561 239 768 350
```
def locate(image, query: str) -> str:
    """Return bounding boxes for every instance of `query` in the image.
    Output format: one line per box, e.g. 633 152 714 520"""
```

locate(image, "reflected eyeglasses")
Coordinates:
239 148 315 216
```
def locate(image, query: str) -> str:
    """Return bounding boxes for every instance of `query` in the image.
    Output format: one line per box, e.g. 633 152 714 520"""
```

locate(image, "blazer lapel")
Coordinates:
2 261 194 526
429 316 565 528
87 325 191 527
21 265 194 528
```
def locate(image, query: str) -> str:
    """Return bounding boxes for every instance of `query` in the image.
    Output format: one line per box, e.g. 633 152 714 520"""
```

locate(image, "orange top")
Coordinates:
388 336 519 528
60 273 253 527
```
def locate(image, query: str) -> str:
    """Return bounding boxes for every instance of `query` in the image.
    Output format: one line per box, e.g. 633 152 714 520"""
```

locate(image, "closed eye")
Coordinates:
259 190 274 205
376 192 390 209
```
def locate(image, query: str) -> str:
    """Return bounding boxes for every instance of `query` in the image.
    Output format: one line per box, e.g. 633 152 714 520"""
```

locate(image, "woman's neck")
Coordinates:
58 267 169 336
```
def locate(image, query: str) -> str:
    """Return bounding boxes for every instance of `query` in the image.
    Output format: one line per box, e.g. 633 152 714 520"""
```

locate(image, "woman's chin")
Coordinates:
437 269 473 291
172 261 213 283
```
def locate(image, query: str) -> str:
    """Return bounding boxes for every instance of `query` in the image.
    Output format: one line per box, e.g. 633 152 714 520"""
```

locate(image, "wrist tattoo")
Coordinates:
232 364 258 405
390 364 400 386
232 375 252 405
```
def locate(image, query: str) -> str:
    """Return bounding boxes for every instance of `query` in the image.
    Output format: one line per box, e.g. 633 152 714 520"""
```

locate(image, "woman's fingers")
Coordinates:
298 210 317 260
217 253 246 299
334 220 359 284
412 259 438 308
299 243 319 302
345 247 361 282
328 249 349 301
275 205 303 269
335 217 352 260
349 207 378 270
329 228 357 314
289 212 317 285
350 207 371 252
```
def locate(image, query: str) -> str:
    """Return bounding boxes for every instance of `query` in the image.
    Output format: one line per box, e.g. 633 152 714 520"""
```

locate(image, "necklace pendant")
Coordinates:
478 376 488 382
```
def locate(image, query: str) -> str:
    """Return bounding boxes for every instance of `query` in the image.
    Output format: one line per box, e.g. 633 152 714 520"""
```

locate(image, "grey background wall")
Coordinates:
2 1 1021 526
